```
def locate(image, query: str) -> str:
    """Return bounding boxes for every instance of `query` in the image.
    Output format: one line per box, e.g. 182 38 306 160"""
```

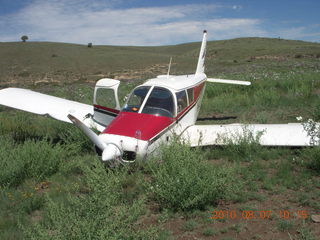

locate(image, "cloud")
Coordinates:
232 5 242 10
274 25 320 42
0 0 266 45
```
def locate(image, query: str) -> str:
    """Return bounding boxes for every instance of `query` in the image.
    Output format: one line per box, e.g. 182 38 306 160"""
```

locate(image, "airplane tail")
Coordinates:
195 30 207 75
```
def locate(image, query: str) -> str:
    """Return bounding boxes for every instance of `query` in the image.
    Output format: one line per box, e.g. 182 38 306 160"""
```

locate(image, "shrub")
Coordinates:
24 161 157 239
301 147 320 173
0 137 68 187
148 142 239 211
217 126 264 162
0 136 24 187
58 127 94 154
0 112 61 143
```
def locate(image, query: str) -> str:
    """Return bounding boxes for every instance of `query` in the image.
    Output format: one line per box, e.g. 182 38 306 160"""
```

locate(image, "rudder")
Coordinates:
195 30 207 75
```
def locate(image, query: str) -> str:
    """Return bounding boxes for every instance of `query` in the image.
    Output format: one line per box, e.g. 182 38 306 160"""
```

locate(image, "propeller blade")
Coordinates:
67 114 107 151
207 78 251 86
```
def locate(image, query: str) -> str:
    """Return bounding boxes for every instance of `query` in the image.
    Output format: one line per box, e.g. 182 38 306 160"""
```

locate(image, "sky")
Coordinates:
0 0 319 46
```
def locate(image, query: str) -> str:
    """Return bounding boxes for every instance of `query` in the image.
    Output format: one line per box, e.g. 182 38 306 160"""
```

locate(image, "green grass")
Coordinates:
147 142 240 211
298 227 316 240
181 219 198 231
277 219 294 232
24 162 156 239
0 137 69 187
202 227 217 236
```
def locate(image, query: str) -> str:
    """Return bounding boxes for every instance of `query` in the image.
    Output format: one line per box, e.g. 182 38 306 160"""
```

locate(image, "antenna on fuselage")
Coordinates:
167 56 172 79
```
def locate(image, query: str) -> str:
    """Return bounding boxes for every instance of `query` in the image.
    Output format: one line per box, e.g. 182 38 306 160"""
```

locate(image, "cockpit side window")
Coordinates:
122 86 150 112
141 87 174 118
176 90 188 113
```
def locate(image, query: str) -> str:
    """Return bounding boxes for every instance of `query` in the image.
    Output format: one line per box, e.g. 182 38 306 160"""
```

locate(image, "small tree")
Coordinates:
87 42 93 48
21 35 28 42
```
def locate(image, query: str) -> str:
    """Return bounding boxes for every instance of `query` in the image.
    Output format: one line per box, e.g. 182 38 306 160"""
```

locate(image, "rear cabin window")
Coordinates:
176 90 188 113
187 88 194 103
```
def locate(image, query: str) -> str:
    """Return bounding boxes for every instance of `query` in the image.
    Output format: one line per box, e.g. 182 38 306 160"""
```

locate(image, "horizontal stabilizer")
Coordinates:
207 78 251 86
181 123 316 147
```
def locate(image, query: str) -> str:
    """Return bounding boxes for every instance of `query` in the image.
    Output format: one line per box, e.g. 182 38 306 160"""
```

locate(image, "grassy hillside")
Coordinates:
1 38 319 86
0 38 320 239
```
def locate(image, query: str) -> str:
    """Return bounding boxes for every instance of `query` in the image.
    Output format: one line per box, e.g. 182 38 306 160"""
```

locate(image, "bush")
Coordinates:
217 126 264 162
0 112 64 143
147 142 239 211
58 127 94 154
24 162 157 239
0 137 68 187
301 147 320 173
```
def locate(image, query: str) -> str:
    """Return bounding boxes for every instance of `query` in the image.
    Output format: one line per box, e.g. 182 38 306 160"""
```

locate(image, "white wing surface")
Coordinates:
181 123 314 147
207 78 251 86
0 88 98 128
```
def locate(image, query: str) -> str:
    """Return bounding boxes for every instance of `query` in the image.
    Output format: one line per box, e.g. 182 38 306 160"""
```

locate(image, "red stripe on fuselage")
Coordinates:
102 112 173 141
94 104 120 114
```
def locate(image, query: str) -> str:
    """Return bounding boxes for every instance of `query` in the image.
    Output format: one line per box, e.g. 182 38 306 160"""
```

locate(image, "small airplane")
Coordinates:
0 31 316 163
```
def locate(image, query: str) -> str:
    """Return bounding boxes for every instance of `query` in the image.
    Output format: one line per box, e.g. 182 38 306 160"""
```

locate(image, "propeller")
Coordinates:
67 114 121 161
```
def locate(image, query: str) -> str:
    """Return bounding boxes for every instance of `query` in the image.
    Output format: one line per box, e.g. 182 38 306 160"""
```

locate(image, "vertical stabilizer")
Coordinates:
195 30 207 75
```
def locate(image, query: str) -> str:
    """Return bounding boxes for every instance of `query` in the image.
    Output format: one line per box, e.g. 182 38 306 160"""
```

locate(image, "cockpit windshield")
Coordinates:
142 87 174 118
122 86 174 118
122 86 150 113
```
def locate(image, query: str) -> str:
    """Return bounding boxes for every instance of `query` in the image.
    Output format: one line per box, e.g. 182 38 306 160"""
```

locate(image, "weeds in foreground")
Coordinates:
217 126 264 162
147 142 240 211
24 161 157 239
298 226 316 240
0 136 68 187
277 219 294 232
300 147 320 173
301 118 320 173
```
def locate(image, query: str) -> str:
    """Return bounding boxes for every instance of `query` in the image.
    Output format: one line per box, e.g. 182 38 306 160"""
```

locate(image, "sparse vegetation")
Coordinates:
202 227 217 236
277 219 294 231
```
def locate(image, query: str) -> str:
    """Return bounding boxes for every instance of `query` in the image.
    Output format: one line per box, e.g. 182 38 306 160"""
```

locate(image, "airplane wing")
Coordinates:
181 123 314 147
0 88 103 130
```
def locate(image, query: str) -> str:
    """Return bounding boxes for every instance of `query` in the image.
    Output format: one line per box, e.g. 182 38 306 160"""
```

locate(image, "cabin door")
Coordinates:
93 78 120 127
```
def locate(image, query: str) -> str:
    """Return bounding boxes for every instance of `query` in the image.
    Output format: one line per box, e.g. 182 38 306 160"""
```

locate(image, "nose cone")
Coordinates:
102 144 121 162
